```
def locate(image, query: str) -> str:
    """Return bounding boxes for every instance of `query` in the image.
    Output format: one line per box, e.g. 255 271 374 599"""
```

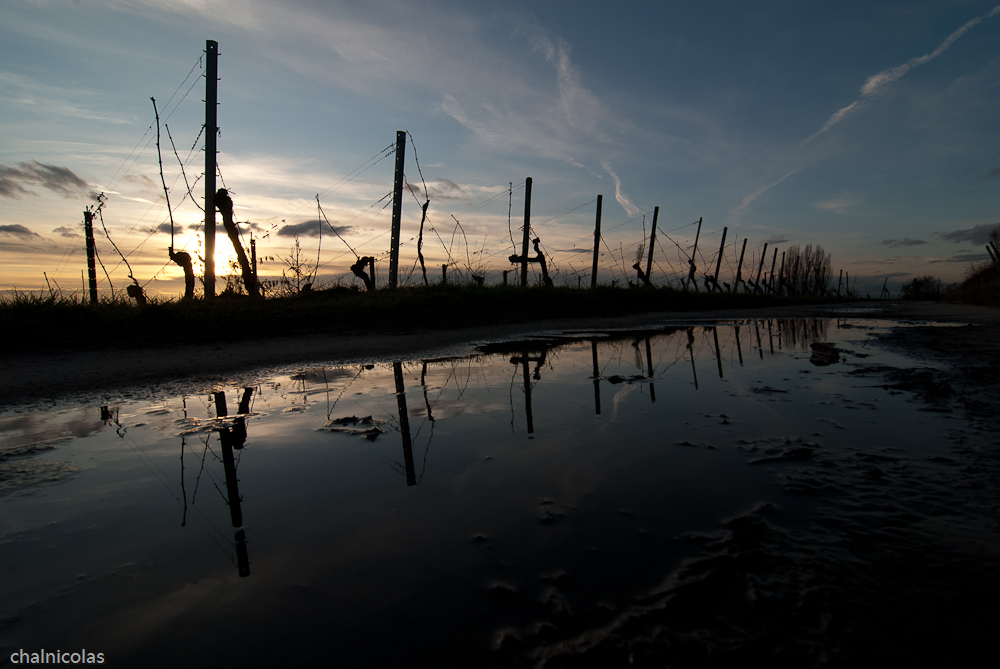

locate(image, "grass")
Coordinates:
1 283 852 354
941 261 1000 306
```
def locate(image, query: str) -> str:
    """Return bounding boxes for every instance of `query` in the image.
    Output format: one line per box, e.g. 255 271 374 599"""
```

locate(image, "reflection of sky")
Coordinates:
0 318 978 665
2 3 1000 296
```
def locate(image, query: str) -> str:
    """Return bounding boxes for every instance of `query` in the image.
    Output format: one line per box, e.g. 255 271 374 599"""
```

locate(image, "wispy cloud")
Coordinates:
813 194 863 214
278 220 354 238
728 168 799 220
805 5 1000 143
0 160 92 199
0 224 42 238
928 252 990 263
937 222 999 244
601 162 642 217
880 238 928 248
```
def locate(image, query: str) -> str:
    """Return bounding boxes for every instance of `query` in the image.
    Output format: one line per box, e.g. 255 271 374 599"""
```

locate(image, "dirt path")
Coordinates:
2 300 997 406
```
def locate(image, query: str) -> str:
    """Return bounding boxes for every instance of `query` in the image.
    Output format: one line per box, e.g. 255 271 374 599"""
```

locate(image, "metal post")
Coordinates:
204 40 218 299
591 194 602 288
520 177 532 288
389 130 406 288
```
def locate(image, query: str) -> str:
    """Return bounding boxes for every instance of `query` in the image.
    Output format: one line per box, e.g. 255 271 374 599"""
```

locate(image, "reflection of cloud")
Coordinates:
805 5 1000 142
880 238 927 248
0 160 91 199
0 224 41 238
278 219 354 238
601 162 642 217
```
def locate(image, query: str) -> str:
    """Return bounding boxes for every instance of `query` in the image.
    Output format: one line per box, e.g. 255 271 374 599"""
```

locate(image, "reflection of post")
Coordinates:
591 341 601 415
522 351 534 435
420 362 436 422
687 328 699 390
754 323 764 359
213 389 252 577
712 327 724 378
644 337 656 402
734 324 744 366
393 362 416 486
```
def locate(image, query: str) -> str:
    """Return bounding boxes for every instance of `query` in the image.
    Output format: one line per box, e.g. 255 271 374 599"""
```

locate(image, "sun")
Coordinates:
214 244 240 275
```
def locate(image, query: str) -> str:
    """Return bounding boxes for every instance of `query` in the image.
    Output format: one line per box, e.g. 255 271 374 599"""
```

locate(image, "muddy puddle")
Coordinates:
2 318 998 667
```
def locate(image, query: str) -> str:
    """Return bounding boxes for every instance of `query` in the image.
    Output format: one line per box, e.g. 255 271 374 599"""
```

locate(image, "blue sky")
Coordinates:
2 0 998 297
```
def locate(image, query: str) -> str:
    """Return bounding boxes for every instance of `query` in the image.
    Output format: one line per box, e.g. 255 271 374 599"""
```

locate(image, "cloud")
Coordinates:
988 167 1000 179
0 224 42 238
880 238 928 248
123 174 160 194
52 226 82 238
813 194 862 214
601 162 642 217
805 5 1000 142
761 235 792 245
406 178 467 202
937 223 999 244
729 168 800 219
0 160 91 199
278 220 353 238
928 252 991 263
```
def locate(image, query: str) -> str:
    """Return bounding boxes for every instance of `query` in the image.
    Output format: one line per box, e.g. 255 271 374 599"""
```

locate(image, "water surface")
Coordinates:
2 318 997 667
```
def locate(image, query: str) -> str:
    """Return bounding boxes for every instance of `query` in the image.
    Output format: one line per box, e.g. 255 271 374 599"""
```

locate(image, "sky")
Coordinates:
2 0 999 298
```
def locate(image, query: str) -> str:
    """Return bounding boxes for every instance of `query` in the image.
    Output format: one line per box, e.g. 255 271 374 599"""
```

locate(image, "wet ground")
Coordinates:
1 316 998 667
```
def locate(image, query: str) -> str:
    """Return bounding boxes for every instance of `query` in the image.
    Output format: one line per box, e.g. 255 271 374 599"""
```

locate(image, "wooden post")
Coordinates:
734 238 747 292
503 270 508 286
712 227 728 292
778 251 786 296
389 130 406 289
591 194 602 288
754 243 768 292
686 217 702 291
520 177 533 288
83 209 98 304
204 39 218 299
644 206 659 286
769 248 777 294
250 237 257 283
442 264 447 284
837 269 843 297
